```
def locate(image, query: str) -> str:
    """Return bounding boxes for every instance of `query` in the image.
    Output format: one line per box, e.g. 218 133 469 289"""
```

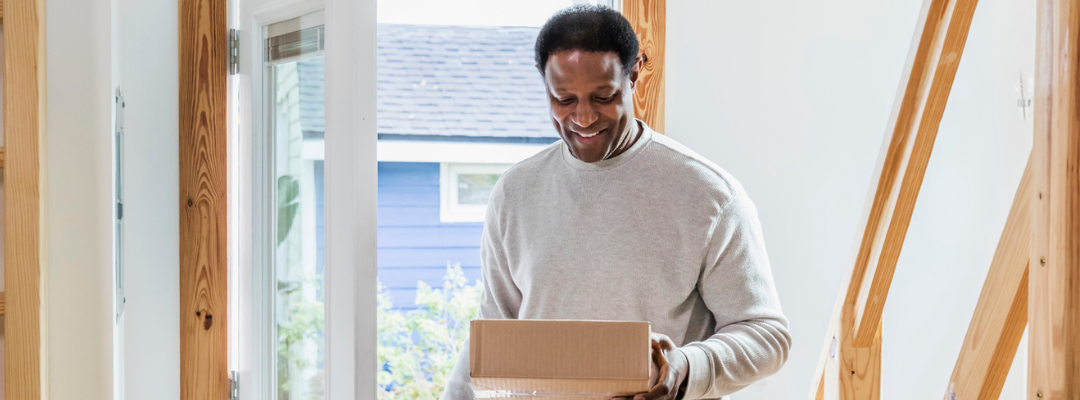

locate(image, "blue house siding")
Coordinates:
377 161 484 309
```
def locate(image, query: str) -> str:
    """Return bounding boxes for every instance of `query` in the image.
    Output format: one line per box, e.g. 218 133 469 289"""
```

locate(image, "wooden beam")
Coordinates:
945 156 1032 400
0 292 6 317
848 0 981 347
622 0 665 133
3 0 48 398
1030 0 1080 398
179 0 229 399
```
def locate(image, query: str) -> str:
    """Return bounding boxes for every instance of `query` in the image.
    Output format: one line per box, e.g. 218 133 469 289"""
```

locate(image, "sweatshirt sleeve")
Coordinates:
679 192 792 399
440 185 522 400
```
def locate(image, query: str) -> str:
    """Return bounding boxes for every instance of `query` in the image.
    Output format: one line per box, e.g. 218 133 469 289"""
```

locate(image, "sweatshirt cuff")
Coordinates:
680 344 713 400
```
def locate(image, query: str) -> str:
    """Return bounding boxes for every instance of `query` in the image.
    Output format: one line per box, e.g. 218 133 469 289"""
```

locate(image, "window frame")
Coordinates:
440 162 514 223
240 2 342 400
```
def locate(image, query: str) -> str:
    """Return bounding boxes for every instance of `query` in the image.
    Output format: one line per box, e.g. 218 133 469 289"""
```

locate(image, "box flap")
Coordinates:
469 320 650 381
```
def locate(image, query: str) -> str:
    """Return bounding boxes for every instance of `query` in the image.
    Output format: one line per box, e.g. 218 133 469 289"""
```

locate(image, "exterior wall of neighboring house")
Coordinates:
314 159 488 310
376 162 484 309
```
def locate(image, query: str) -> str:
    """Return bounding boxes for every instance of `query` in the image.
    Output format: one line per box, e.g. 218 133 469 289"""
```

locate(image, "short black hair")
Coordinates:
534 5 640 76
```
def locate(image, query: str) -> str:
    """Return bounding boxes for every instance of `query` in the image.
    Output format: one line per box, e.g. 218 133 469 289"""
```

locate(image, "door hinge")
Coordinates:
228 29 239 75
229 370 239 400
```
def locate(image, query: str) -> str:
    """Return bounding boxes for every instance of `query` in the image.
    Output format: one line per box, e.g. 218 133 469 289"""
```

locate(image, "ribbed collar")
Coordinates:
560 119 654 171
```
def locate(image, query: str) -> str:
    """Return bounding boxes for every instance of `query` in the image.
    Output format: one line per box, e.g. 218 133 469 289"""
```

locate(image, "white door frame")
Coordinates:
323 0 378 398
236 0 377 399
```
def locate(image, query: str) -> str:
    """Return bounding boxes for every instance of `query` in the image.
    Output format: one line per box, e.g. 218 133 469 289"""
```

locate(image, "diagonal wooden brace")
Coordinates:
944 155 1032 400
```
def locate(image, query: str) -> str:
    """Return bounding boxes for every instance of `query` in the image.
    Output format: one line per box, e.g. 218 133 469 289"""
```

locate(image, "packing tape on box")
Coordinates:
473 389 635 398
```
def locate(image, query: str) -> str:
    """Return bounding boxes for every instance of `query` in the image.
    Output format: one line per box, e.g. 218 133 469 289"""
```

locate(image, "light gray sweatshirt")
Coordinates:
440 121 791 400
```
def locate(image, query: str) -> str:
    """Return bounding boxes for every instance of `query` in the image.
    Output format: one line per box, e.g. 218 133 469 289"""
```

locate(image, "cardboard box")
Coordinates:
469 319 651 399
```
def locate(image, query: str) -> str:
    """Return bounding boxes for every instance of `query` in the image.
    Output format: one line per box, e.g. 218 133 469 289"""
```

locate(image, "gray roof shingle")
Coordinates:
300 24 559 143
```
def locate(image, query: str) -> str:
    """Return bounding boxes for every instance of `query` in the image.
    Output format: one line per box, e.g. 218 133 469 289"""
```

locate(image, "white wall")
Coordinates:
666 0 1033 399
118 0 181 398
46 0 118 397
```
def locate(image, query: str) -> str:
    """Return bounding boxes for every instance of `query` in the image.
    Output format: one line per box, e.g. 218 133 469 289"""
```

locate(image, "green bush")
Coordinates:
377 263 483 400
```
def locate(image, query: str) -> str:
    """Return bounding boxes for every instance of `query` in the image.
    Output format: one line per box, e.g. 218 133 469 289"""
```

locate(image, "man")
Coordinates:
441 5 790 400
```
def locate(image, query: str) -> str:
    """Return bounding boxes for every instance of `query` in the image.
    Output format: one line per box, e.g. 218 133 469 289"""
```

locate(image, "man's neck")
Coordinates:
605 119 643 160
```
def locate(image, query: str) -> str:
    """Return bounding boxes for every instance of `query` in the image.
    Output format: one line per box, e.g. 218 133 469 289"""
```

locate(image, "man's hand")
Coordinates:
610 333 690 400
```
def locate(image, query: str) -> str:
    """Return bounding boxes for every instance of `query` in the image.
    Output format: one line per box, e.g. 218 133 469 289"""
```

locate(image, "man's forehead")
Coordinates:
544 49 624 83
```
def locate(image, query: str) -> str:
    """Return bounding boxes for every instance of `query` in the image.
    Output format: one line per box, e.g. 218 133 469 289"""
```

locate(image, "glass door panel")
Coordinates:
265 10 327 400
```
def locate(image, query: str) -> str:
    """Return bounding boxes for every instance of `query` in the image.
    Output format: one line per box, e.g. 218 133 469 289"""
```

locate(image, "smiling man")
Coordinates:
440 5 791 400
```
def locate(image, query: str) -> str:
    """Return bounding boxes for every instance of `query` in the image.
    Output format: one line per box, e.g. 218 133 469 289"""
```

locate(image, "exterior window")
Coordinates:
440 163 513 222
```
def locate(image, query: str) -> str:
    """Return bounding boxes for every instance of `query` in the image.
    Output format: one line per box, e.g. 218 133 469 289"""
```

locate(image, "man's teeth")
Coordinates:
577 130 601 138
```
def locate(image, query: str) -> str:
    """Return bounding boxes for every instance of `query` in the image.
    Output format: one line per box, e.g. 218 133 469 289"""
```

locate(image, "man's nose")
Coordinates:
570 101 599 128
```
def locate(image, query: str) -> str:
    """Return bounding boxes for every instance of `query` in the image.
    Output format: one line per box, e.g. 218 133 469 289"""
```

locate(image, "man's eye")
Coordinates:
557 98 575 105
595 95 616 103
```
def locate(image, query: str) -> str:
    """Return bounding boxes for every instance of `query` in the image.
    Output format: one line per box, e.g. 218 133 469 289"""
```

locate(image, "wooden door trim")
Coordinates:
179 0 230 398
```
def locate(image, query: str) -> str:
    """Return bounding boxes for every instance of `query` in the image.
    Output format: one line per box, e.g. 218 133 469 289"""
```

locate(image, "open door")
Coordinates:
232 0 377 399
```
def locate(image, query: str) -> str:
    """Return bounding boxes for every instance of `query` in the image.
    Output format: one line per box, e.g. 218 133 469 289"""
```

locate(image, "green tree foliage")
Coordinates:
378 263 482 400
277 274 325 399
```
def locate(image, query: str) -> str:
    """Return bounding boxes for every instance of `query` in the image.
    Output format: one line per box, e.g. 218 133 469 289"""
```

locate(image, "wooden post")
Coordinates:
3 0 47 393
945 156 1032 400
1030 0 1080 398
179 0 230 399
622 0 665 133
3 0 48 398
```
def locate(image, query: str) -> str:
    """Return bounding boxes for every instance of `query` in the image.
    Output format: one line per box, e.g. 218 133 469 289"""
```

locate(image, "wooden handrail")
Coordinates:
846 0 981 348
0 292 5 317
811 0 980 397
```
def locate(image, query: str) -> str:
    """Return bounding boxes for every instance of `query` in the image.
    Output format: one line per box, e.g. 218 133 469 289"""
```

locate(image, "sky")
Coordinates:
377 0 609 27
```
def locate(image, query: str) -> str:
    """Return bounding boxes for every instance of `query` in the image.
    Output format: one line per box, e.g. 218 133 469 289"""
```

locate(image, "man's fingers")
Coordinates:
616 339 677 400
651 340 668 371
640 368 675 400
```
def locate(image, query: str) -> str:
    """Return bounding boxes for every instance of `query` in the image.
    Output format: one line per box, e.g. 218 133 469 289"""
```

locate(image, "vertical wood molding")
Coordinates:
946 156 1032 400
3 0 48 398
1031 0 1080 398
179 0 229 399
622 0 664 133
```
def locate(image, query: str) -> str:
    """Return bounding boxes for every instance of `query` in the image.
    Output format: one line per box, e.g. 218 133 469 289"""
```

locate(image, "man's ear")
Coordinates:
629 56 644 90
535 63 544 76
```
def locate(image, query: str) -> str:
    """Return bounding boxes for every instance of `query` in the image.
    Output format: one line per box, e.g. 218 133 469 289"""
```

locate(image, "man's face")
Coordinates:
542 50 640 163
